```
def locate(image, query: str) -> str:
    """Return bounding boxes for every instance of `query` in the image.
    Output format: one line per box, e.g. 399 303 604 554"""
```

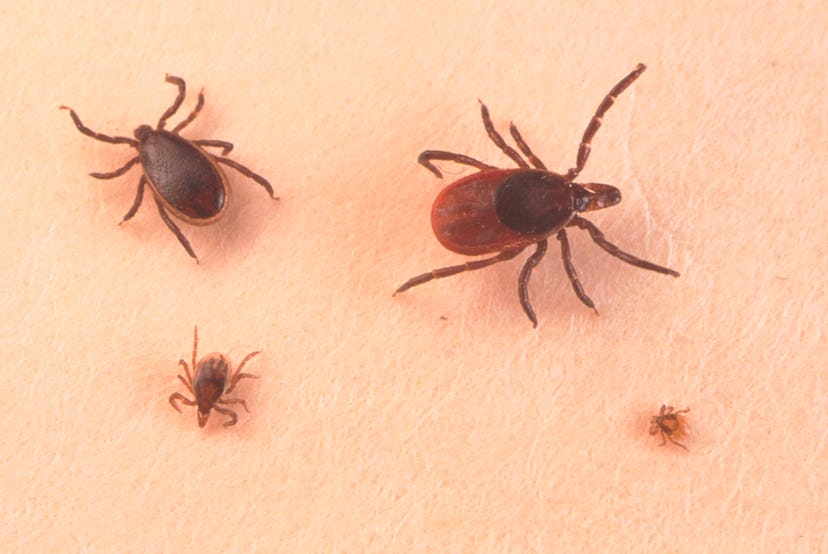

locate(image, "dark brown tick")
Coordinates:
61 74 277 262
395 64 679 326
649 405 690 451
169 325 261 428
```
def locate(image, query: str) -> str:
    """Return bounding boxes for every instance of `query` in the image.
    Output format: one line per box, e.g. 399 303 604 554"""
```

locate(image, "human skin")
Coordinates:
1 2 825 552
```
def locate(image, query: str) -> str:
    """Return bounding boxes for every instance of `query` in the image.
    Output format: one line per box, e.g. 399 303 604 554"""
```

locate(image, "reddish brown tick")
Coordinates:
169 326 261 428
395 64 679 326
61 74 277 262
649 404 690 451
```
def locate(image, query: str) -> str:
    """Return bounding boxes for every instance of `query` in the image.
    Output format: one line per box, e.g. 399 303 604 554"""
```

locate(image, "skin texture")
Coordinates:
2 2 825 552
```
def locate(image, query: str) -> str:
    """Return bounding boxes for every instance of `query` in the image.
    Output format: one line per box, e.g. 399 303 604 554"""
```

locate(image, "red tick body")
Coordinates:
431 169 547 256
431 168 617 256
396 64 680 326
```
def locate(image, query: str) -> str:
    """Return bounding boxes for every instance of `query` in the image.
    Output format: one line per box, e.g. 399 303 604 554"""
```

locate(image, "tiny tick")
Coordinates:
395 64 679 326
169 325 261 428
61 74 277 262
649 404 690 451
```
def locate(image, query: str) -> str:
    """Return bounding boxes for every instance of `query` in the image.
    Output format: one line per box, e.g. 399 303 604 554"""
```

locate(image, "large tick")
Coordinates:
169 326 261 428
395 64 679 326
61 74 277 262
649 405 690 451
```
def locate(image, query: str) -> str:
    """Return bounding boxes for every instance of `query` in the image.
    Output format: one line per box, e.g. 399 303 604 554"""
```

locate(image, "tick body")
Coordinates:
649 405 690 451
169 326 261 428
61 74 277 261
396 64 680 326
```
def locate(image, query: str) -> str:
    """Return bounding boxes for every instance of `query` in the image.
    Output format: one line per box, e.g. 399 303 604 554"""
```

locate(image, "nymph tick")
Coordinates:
169 326 261 428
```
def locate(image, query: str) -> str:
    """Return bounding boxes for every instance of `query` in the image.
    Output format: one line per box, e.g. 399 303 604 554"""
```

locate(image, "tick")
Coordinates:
169 325 261 428
61 74 277 262
395 64 679 326
649 404 690 451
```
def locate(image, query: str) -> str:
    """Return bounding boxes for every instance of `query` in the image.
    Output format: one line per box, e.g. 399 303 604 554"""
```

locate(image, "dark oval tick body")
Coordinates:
192 353 231 425
396 64 680 327
136 127 228 223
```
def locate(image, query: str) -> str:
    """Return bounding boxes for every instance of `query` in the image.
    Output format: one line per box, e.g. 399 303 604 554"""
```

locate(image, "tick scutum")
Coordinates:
495 170 574 235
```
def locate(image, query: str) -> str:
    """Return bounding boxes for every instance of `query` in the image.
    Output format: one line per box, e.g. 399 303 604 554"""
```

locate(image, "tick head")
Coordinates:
197 409 211 428
134 124 154 142
572 182 622 213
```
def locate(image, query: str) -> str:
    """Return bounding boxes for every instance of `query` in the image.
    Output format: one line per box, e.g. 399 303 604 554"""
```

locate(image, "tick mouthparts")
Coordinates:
574 182 622 212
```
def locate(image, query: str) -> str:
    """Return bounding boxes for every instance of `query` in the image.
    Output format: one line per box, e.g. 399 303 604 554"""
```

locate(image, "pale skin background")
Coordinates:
0 1 825 552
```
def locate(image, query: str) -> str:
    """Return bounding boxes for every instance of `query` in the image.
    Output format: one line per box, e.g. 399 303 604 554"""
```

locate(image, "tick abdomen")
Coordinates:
139 131 226 220
194 353 230 411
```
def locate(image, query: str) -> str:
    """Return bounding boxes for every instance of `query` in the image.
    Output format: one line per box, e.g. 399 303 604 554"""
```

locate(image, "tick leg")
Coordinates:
60 106 137 146
169 392 196 413
177 374 194 394
417 150 495 179
179 358 194 389
217 397 250 413
556 229 598 313
509 123 547 170
215 157 277 199
517 239 549 327
565 63 646 181
478 100 529 168
154 195 199 262
236 350 262 374
120 176 146 223
226 373 259 394
395 247 525 295
194 139 233 155
90 156 140 179
158 75 188 130
569 216 680 276
225 350 262 394
192 325 199 371
213 405 239 427
225 350 262 393
666 434 689 452
171 88 205 134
